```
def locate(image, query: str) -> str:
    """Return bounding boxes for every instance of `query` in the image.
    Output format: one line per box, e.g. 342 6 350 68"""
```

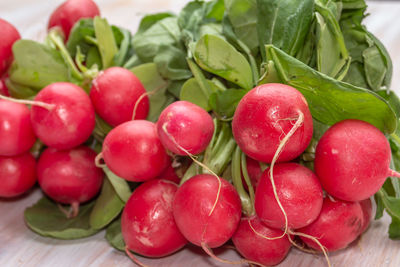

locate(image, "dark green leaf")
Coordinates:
103 167 131 203
154 45 192 80
194 34 253 89
257 0 314 59
89 178 124 230
105 217 125 251
375 193 384 220
94 17 118 68
167 80 185 98
24 197 99 239
389 216 400 240
9 40 70 89
67 19 96 57
136 13 174 34
264 45 397 134
5 79 38 99
209 89 247 119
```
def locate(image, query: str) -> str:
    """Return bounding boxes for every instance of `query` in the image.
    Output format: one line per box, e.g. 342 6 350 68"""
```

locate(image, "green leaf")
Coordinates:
9 40 70 89
194 34 253 89
257 0 314 59
225 0 258 51
105 217 125 251
131 63 173 122
154 45 192 80
5 79 38 99
264 45 397 134
67 19 96 57
133 17 182 63
103 167 131 203
24 197 99 239
209 89 247 120
89 178 124 230
94 17 119 69
389 216 400 240
180 78 219 111
137 13 174 34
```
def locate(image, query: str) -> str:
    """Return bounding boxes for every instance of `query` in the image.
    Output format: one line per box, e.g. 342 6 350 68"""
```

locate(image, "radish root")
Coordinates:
269 111 305 238
125 246 151 267
0 94 55 110
57 201 80 218
94 152 106 168
388 169 400 178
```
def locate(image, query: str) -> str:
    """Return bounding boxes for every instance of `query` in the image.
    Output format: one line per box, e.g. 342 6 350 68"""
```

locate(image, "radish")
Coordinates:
102 120 168 182
360 198 373 234
0 18 20 74
122 179 187 258
232 216 291 266
255 163 323 230
30 82 95 150
298 197 364 252
155 159 181 184
0 76 10 96
37 146 103 217
156 101 214 156
0 152 36 198
172 174 241 248
90 67 149 127
48 0 100 39
232 83 313 163
314 119 399 202
0 99 36 156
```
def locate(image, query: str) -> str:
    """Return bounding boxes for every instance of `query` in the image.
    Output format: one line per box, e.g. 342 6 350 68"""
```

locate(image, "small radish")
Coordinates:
0 152 36 198
30 82 95 150
0 99 36 156
122 179 187 258
360 198 373 234
255 163 323 229
155 159 181 184
102 120 168 182
156 101 214 155
232 83 313 163
298 197 364 252
0 18 20 74
232 216 291 266
314 119 399 202
48 0 100 39
90 67 149 127
173 174 241 248
37 146 103 217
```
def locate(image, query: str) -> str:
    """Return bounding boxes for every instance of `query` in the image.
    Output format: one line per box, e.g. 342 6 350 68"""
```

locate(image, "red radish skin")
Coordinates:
232 83 313 163
0 153 36 198
232 216 291 266
0 100 36 156
360 198 373 234
314 119 397 202
30 82 95 150
173 174 241 248
90 67 149 127
298 197 364 252
102 120 168 182
155 160 181 184
48 0 100 39
122 180 187 257
157 101 214 155
0 76 10 96
0 19 20 74
255 163 323 229
37 146 103 205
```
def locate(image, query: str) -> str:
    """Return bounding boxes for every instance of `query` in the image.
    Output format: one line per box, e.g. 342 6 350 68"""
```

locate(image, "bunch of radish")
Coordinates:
1 0 400 266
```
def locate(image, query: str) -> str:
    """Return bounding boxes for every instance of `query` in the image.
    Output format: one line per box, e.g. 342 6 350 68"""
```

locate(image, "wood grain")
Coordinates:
1 1 400 266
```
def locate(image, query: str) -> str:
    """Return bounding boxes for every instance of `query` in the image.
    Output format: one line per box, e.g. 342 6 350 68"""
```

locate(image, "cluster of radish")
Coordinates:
1 0 399 266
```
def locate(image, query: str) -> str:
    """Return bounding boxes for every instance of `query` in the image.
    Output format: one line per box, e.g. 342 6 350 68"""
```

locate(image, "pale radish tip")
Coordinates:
125 246 150 267
94 152 106 168
70 202 80 218
388 168 400 179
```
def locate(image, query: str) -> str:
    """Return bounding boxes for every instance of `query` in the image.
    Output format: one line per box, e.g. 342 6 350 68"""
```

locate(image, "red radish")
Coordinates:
173 174 241 248
48 0 100 39
122 179 187 258
255 163 323 229
90 67 149 127
0 152 36 198
298 197 364 252
30 82 95 150
242 156 262 192
360 198 373 234
155 159 180 184
232 216 291 266
0 100 36 156
232 83 313 163
156 101 214 155
102 120 168 182
37 146 103 214
314 119 399 202
0 19 20 75
0 76 10 96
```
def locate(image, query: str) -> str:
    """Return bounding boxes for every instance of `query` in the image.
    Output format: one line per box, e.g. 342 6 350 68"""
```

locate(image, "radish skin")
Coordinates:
0 19 20 74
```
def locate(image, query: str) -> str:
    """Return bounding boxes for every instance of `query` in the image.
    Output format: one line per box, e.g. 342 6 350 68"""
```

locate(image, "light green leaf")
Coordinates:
94 17 119 69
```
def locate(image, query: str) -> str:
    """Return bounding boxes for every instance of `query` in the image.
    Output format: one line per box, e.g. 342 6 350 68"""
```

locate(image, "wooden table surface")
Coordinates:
1 1 400 266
